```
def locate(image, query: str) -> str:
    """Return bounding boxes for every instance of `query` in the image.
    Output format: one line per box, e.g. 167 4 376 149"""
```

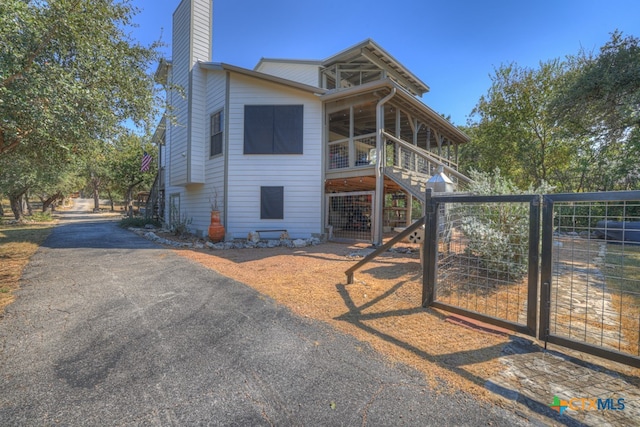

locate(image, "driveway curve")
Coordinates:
0 203 533 426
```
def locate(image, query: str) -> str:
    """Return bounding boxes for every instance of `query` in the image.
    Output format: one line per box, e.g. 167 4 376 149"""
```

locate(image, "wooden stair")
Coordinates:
384 166 431 200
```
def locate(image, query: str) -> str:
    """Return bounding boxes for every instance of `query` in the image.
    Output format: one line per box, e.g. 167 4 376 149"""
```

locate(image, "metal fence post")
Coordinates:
538 195 554 342
422 188 437 307
526 195 541 336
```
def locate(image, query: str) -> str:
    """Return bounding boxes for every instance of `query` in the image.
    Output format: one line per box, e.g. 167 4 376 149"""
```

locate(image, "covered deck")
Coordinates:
322 80 470 244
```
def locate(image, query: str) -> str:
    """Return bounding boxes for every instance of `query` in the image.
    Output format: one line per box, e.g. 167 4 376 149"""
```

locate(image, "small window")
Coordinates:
260 186 284 219
210 110 223 157
244 105 303 154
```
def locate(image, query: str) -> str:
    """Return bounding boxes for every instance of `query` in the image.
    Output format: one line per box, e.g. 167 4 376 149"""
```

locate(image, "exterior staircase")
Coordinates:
145 168 165 222
384 166 430 200
381 130 472 199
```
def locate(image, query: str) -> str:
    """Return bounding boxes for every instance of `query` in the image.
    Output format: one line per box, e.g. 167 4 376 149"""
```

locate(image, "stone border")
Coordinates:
128 226 322 250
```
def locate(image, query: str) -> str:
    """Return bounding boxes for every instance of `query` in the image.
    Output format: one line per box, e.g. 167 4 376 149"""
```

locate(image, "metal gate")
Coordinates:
423 189 640 367
422 191 540 337
540 192 640 367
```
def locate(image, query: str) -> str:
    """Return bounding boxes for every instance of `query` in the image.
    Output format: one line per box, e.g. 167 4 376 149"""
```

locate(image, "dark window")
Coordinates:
210 110 223 157
244 105 303 154
260 186 284 219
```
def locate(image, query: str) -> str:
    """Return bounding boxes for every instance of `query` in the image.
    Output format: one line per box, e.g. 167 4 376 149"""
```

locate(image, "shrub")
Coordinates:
30 211 53 222
169 202 192 237
458 169 552 281
119 217 161 229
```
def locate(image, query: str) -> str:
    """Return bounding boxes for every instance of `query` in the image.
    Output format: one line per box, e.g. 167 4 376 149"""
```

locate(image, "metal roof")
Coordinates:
198 62 327 95
322 39 430 97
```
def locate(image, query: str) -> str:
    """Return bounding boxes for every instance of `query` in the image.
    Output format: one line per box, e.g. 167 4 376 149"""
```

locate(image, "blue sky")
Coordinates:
130 0 640 126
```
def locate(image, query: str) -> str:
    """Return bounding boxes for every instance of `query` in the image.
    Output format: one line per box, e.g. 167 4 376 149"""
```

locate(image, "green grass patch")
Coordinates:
29 211 53 222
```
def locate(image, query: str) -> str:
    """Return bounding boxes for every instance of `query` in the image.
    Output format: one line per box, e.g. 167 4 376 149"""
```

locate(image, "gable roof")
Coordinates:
253 58 323 70
198 61 327 95
322 39 430 97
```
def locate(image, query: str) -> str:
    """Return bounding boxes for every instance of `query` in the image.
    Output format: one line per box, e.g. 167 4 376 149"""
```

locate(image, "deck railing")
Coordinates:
328 133 377 171
382 131 471 186
326 130 473 195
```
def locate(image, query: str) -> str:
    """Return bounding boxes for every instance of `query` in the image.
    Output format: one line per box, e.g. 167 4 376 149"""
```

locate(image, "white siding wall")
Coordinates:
191 0 212 62
187 0 212 184
164 0 214 231
168 0 211 186
255 61 320 87
205 71 227 221
168 0 190 186
163 70 227 237
226 74 323 239
189 64 206 183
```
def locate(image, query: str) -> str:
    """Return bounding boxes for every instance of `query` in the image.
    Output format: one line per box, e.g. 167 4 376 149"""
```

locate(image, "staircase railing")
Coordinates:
145 168 164 222
382 131 472 186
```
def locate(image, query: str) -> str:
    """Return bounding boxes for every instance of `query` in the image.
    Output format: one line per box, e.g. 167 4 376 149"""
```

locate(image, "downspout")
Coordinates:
373 87 396 245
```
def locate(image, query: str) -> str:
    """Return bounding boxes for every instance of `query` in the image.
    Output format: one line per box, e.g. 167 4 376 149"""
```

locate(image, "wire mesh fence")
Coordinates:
432 197 535 330
418 190 640 366
546 198 640 358
326 192 373 242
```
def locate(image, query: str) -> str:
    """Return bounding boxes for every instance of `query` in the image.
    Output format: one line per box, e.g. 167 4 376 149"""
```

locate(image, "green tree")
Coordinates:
32 165 84 212
106 134 157 210
0 143 74 220
80 143 108 211
552 31 640 191
556 31 640 139
463 61 574 190
0 0 160 158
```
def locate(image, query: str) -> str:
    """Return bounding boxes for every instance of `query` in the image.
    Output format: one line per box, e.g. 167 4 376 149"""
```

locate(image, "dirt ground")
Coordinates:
160 233 512 402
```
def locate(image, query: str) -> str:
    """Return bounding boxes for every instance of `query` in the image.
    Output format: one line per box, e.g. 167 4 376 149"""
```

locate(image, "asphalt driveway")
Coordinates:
0 207 534 426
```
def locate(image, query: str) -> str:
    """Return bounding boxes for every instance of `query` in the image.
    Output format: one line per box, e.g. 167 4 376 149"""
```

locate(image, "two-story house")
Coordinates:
151 0 470 245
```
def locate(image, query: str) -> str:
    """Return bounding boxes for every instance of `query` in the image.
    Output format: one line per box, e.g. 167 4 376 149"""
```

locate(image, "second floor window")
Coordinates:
244 105 303 154
210 110 223 157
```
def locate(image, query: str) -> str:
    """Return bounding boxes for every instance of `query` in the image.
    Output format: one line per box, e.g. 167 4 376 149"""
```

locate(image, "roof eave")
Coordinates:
322 39 430 96
254 58 322 71
151 118 166 145
321 79 469 143
199 61 326 95
154 58 172 85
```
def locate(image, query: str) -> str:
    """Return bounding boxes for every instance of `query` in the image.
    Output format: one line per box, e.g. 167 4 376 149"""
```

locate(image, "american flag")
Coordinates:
141 151 152 172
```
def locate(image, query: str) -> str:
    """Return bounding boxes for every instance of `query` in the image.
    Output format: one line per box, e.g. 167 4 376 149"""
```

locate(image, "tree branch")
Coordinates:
0 131 21 156
1 0 83 89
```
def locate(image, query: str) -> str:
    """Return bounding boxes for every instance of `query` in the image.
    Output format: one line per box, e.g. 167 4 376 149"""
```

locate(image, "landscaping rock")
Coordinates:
144 232 159 241
292 239 307 248
309 237 321 246
207 242 225 250
280 239 293 248
267 240 280 248
133 228 325 252
247 231 260 243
